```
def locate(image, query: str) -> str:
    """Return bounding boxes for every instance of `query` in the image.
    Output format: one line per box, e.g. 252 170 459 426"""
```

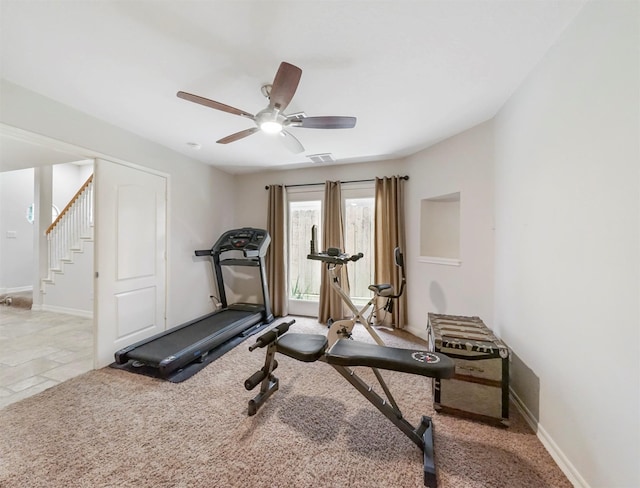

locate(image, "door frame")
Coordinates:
286 186 324 316
93 158 168 367
0 123 170 369
285 182 376 316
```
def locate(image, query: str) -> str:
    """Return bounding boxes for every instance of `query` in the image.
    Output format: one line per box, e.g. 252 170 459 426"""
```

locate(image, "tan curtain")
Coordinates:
266 185 288 317
374 176 407 328
318 181 348 323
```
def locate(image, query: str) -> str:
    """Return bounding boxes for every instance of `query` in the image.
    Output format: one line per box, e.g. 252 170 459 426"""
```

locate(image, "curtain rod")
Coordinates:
264 175 409 190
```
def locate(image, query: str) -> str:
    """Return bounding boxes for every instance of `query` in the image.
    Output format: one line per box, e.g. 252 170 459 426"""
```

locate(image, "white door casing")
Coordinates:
94 159 167 368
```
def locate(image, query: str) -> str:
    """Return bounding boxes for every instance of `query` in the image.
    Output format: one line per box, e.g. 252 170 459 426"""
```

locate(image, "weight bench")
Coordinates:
244 320 455 487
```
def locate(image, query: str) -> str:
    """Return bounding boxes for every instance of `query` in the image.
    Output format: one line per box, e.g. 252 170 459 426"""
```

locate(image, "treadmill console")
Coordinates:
210 228 271 258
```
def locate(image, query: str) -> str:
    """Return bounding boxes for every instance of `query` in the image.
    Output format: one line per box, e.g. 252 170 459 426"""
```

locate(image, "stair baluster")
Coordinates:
43 175 94 289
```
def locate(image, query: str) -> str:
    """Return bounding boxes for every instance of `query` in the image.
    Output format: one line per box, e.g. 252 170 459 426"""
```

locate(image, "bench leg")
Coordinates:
330 364 440 487
247 343 280 416
248 377 279 416
419 416 437 488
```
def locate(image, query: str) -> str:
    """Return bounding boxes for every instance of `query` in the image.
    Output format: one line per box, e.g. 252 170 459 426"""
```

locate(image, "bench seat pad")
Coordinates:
326 339 455 379
276 333 328 362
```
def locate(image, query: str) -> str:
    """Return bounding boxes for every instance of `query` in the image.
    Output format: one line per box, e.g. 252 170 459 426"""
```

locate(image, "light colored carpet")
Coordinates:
0 316 571 487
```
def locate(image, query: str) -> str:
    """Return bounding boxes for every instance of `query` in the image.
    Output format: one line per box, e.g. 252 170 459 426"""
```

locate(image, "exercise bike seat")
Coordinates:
326 339 455 379
368 283 394 297
367 248 406 299
276 333 328 362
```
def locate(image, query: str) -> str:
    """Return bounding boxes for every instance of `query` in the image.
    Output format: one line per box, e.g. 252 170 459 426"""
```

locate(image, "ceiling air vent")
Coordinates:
307 153 335 163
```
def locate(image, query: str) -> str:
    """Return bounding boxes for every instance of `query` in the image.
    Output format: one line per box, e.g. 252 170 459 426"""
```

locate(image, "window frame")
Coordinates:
286 182 375 315
341 182 375 305
286 186 325 316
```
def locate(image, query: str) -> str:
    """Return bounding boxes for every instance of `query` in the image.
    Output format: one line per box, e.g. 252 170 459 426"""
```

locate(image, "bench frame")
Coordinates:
245 323 449 487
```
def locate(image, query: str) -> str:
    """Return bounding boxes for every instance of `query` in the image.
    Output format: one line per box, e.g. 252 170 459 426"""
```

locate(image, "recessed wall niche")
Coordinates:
420 192 461 265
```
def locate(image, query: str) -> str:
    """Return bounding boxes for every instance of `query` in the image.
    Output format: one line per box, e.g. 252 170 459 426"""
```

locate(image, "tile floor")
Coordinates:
0 306 93 409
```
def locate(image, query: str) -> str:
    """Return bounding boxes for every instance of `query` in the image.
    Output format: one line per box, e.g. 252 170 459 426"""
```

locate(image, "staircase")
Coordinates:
41 174 94 291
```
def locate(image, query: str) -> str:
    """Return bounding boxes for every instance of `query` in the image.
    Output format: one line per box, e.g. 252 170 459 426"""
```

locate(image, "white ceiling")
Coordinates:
0 1 585 174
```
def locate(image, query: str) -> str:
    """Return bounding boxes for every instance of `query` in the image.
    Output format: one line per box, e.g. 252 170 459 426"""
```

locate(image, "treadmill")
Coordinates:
114 227 274 378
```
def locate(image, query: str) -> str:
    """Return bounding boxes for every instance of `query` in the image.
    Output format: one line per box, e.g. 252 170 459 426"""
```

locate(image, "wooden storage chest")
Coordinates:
427 314 510 427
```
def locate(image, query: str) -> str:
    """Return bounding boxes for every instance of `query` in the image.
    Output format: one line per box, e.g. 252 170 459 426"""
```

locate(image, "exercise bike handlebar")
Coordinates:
307 251 364 265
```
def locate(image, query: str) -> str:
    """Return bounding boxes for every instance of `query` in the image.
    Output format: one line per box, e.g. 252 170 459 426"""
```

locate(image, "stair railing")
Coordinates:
45 174 94 273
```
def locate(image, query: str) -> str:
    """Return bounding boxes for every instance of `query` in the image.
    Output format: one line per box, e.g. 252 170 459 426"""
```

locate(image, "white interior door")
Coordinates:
94 159 167 368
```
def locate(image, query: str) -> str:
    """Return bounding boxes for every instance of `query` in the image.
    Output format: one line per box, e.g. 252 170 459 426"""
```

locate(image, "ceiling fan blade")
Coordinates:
216 127 260 144
177 91 254 119
294 116 357 129
268 62 302 112
280 130 304 154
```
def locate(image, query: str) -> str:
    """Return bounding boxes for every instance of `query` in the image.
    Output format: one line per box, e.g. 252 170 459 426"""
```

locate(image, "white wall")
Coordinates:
0 168 34 292
0 80 237 328
42 240 94 317
234 121 495 339
52 162 93 212
493 1 639 487
404 121 495 333
233 158 405 229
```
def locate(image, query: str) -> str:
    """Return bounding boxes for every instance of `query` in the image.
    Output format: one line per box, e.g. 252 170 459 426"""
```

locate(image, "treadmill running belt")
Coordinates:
126 309 260 365
110 317 271 382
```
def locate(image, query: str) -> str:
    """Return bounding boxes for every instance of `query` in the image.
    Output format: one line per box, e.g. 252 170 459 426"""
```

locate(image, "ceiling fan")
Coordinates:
177 62 356 154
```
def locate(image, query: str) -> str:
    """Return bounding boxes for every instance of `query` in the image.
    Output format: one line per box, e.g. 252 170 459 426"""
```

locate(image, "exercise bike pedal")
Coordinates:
338 327 353 340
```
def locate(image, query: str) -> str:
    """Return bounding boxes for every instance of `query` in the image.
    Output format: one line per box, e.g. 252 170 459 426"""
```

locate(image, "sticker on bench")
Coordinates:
411 351 441 363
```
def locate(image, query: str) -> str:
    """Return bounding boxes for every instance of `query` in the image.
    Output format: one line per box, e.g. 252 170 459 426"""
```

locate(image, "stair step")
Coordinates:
42 177 93 294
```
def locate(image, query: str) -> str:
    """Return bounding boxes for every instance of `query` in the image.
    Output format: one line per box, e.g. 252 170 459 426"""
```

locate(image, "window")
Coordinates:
344 195 374 303
287 184 374 315
289 199 322 301
26 203 60 224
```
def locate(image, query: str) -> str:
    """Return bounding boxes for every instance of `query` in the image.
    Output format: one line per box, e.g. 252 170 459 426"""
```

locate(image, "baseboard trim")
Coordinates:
0 285 33 294
40 304 93 319
510 388 590 488
405 323 428 341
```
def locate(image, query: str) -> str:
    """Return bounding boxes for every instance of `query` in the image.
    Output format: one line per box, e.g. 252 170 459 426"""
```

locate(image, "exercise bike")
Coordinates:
307 239 406 347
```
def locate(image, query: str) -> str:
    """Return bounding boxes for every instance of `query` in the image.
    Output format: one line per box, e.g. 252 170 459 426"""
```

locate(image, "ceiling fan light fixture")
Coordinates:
260 120 283 134
256 108 284 134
